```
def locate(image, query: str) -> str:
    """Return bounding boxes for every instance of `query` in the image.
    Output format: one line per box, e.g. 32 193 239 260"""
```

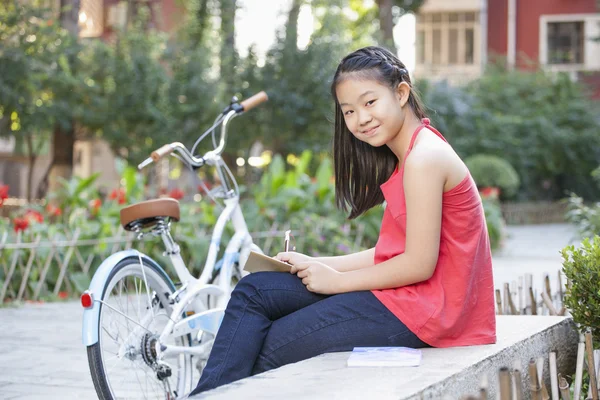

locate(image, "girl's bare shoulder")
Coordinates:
406 129 468 190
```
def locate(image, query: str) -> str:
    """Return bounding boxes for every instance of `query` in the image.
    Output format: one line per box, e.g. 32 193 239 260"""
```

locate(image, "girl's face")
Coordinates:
336 77 408 148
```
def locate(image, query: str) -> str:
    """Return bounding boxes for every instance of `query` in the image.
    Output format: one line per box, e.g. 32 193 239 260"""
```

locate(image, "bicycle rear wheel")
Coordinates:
87 257 194 399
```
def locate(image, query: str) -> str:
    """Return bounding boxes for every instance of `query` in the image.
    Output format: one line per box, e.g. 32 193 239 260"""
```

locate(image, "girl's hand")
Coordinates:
274 252 313 274
295 261 344 295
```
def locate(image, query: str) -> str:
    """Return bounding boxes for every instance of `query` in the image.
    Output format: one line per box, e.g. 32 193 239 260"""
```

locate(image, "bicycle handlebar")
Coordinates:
151 144 175 162
138 91 268 170
240 91 268 113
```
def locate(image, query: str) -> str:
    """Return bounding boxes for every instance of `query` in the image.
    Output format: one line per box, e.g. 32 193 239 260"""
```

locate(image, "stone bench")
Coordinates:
193 316 578 399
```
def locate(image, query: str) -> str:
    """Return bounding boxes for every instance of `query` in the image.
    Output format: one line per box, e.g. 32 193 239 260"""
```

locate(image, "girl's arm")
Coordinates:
336 147 447 292
276 248 375 273
313 248 375 272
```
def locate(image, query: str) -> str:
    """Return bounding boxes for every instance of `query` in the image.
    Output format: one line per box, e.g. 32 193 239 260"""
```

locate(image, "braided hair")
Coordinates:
331 46 428 219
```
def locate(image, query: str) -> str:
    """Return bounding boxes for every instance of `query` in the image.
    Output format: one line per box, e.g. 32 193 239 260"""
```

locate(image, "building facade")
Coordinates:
414 0 486 84
415 0 600 96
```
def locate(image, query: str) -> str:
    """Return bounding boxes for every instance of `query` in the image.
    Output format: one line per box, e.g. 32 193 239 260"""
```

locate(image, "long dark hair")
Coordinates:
331 46 427 219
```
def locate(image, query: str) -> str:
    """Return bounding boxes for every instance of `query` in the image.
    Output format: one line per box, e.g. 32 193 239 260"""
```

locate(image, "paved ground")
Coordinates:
491 223 578 296
0 223 579 400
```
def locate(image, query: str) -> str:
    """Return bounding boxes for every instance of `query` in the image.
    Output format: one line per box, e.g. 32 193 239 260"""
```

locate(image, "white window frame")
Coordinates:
79 0 104 38
540 13 600 73
416 11 481 67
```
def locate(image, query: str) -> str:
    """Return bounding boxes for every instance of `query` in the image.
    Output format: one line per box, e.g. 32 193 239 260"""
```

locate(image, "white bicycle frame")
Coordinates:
155 190 259 360
82 107 264 366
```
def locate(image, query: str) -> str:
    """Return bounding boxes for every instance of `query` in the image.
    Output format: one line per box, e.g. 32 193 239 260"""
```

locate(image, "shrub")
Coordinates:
481 197 505 251
421 68 600 201
565 166 600 239
465 154 520 199
562 236 600 336
565 194 600 239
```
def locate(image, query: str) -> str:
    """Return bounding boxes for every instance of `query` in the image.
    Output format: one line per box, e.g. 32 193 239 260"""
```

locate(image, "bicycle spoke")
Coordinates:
136 276 143 322
92 260 187 399
137 254 154 319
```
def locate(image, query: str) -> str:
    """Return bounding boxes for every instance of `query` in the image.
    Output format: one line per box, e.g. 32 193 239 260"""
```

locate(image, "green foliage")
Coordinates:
465 154 520 199
422 67 600 201
0 1 82 140
562 236 600 336
244 150 383 256
0 146 507 302
565 165 600 239
236 1 369 156
565 194 600 239
481 197 505 251
4 0 598 209
0 2 174 167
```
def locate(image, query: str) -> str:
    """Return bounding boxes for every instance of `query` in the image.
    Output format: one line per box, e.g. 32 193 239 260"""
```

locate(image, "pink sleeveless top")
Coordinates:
372 119 496 348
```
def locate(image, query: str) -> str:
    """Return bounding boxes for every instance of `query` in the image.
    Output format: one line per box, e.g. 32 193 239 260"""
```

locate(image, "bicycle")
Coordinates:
81 91 269 399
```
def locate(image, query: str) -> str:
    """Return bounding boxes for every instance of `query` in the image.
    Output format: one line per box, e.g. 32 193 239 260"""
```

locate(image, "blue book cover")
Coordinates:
347 347 422 367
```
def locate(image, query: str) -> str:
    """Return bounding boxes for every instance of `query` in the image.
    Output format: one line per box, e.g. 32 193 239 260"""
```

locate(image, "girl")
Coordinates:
190 46 496 396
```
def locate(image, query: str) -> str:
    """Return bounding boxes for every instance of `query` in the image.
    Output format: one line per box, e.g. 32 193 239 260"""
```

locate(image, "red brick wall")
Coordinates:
516 0 597 67
159 0 185 34
578 71 600 99
487 0 597 65
487 0 508 61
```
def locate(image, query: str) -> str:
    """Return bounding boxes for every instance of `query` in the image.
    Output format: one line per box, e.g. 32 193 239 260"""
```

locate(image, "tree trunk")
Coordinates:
49 125 75 194
60 0 80 35
25 135 37 202
220 0 237 98
195 0 210 47
47 0 79 195
126 0 137 30
377 0 396 51
285 0 303 53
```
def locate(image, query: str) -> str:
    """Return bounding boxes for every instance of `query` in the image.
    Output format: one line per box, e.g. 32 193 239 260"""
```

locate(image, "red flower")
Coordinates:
24 209 44 223
198 181 212 192
89 199 102 215
46 204 62 217
13 217 29 233
168 188 184 200
0 184 9 205
480 186 500 199
57 291 68 299
109 188 127 205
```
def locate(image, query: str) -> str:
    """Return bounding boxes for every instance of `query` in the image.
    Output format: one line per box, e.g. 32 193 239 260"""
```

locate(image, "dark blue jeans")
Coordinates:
190 271 428 395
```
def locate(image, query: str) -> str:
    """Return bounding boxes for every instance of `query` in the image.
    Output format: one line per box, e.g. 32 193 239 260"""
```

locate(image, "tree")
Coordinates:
45 0 81 195
220 0 237 99
375 0 424 51
235 0 365 157
0 1 83 200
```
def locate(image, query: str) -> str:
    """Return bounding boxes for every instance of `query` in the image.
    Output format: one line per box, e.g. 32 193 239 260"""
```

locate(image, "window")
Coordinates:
416 11 479 66
79 0 104 38
449 29 458 64
465 28 474 64
547 21 584 64
432 29 441 65
416 31 425 64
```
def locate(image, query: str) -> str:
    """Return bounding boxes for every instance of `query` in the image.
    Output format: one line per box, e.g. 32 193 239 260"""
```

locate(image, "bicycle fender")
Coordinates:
82 250 172 346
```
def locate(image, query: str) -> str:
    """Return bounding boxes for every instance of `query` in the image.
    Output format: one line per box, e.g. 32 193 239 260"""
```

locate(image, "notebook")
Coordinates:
243 251 292 273
347 347 422 367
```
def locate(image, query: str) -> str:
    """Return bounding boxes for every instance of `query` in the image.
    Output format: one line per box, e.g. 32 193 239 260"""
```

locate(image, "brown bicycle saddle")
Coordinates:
119 198 180 231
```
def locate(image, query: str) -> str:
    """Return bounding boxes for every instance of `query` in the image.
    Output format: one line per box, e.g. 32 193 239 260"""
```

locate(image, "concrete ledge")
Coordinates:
194 316 578 399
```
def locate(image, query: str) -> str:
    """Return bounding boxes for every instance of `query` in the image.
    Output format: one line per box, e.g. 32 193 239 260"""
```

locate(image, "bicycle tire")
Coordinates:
87 256 194 399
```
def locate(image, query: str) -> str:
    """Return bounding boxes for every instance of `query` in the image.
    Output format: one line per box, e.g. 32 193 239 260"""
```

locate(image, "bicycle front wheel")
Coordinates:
87 257 194 399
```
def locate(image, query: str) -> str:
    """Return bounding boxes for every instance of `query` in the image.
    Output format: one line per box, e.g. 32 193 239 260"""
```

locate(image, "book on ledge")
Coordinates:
346 347 422 367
